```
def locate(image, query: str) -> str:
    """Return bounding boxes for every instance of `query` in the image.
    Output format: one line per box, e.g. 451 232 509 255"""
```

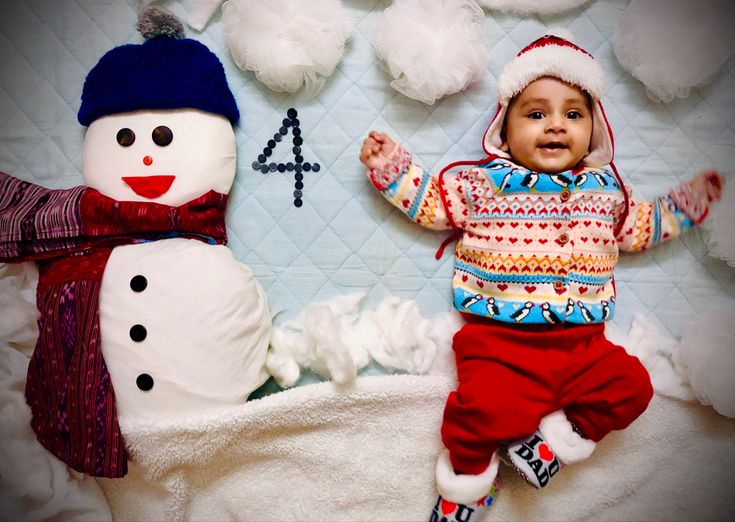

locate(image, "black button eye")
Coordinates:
116 128 135 147
152 125 173 146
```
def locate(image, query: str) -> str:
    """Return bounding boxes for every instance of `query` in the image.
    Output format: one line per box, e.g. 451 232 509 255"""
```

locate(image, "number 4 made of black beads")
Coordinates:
251 107 321 208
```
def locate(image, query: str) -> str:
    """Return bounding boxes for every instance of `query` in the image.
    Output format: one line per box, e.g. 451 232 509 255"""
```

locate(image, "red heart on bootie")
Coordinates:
539 443 554 462
441 499 457 515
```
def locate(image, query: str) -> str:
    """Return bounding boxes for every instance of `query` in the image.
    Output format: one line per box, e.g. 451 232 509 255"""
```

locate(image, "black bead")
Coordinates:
136 373 154 391
279 126 288 135
260 165 269 174
274 133 282 142
295 164 303 172
269 163 277 172
295 173 304 181
312 163 321 172
264 147 272 157
291 118 300 128
292 127 301 137
277 163 286 173
292 146 301 155
283 118 291 127
287 108 298 119
267 139 276 149
130 275 147 292
303 163 312 172
295 181 304 190
252 161 261 170
258 154 266 163
295 155 304 164
293 136 303 146
294 198 303 208
286 162 295 171
130 324 147 342
293 189 303 198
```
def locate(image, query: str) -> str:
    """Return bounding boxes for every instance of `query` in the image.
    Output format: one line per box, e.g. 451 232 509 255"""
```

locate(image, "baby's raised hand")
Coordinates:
690 170 725 203
360 131 397 170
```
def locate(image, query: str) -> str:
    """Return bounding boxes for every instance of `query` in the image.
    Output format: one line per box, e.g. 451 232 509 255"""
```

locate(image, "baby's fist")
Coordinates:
360 131 397 170
690 170 724 203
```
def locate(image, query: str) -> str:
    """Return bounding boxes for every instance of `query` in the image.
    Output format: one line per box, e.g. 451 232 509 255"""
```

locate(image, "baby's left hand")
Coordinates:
690 170 724 202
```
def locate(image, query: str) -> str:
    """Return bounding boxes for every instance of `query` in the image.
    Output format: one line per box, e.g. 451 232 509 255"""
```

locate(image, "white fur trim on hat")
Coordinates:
497 38 605 105
435 449 499 504
538 410 596 464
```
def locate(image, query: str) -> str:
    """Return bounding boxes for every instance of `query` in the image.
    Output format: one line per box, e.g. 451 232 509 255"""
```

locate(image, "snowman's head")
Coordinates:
78 8 239 205
82 109 236 205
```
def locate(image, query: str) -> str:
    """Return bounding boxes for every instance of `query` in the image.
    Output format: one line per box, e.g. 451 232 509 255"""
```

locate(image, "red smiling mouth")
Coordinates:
122 175 176 199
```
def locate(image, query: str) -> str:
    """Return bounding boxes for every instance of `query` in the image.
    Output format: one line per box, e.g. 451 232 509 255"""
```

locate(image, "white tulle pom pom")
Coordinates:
613 0 735 103
676 309 735 418
476 0 590 15
222 0 352 97
705 180 735 267
375 0 489 105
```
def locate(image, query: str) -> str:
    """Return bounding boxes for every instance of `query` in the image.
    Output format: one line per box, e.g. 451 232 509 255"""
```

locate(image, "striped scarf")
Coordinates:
0 172 228 477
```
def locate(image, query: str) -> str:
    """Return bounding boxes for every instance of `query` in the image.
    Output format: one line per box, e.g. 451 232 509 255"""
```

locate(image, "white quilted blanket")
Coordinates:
1 0 735 520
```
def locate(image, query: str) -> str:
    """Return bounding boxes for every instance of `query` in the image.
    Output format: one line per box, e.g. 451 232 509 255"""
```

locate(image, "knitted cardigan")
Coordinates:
368 148 710 325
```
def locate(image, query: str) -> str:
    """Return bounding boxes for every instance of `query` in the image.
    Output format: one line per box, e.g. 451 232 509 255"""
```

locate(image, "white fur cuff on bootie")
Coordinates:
539 410 596 464
435 449 499 505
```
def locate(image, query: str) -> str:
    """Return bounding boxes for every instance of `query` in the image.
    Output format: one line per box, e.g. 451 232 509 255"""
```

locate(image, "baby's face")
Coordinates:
504 77 592 173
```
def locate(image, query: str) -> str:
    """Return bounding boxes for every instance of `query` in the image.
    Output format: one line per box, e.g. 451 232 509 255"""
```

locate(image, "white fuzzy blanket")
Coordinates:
99 375 734 521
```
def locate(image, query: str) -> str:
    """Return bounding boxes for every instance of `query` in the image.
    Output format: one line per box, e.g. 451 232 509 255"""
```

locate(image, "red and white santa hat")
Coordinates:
482 29 614 168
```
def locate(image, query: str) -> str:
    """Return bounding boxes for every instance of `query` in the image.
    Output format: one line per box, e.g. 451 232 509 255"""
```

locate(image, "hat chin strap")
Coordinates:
482 100 614 168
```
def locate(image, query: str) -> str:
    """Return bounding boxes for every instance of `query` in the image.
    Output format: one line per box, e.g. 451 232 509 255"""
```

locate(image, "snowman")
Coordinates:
0 7 271 477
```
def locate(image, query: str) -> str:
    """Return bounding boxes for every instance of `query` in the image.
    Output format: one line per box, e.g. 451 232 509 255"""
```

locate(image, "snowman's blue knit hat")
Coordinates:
78 7 239 126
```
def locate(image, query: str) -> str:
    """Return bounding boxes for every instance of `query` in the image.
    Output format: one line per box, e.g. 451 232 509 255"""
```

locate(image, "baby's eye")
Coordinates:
567 111 583 119
528 111 544 120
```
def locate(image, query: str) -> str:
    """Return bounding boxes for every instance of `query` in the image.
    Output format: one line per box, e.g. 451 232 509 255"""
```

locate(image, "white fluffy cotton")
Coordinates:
0 262 112 521
623 314 696 401
375 0 489 105
222 0 352 97
705 179 735 267
676 309 735 418
475 0 589 15
613 0 735 103
267 293 463 387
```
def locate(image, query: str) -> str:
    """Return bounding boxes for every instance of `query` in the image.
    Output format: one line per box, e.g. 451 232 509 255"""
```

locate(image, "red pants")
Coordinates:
441 319 653 474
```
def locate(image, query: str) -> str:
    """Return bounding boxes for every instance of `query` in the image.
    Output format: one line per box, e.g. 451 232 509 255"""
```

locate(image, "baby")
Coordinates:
360 33 723 522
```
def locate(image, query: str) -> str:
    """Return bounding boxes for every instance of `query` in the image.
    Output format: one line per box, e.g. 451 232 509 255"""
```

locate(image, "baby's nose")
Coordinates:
143 155 153 166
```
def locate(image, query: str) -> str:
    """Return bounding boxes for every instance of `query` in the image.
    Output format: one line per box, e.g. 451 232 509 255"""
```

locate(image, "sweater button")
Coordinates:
553 280 565 291
558 232 570 245
560 188 571 202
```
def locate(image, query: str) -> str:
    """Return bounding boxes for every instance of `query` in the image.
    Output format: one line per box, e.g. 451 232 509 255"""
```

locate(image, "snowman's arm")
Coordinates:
0 172 87 262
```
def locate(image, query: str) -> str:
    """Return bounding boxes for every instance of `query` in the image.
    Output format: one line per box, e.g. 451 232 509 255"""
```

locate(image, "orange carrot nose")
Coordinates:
143 155 153 166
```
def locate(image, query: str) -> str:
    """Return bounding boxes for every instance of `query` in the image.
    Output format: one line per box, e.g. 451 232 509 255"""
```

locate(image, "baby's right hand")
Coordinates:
360 131 397 170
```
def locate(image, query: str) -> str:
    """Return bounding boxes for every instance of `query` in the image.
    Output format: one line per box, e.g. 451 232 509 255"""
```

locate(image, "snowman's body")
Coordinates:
83 108 271 420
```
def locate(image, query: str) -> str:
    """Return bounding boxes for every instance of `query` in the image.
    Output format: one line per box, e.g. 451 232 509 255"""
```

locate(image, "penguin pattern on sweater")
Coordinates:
368 147 705 325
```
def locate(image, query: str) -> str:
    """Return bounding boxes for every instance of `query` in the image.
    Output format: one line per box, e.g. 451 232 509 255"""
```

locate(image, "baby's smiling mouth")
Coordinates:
539 142 568 150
